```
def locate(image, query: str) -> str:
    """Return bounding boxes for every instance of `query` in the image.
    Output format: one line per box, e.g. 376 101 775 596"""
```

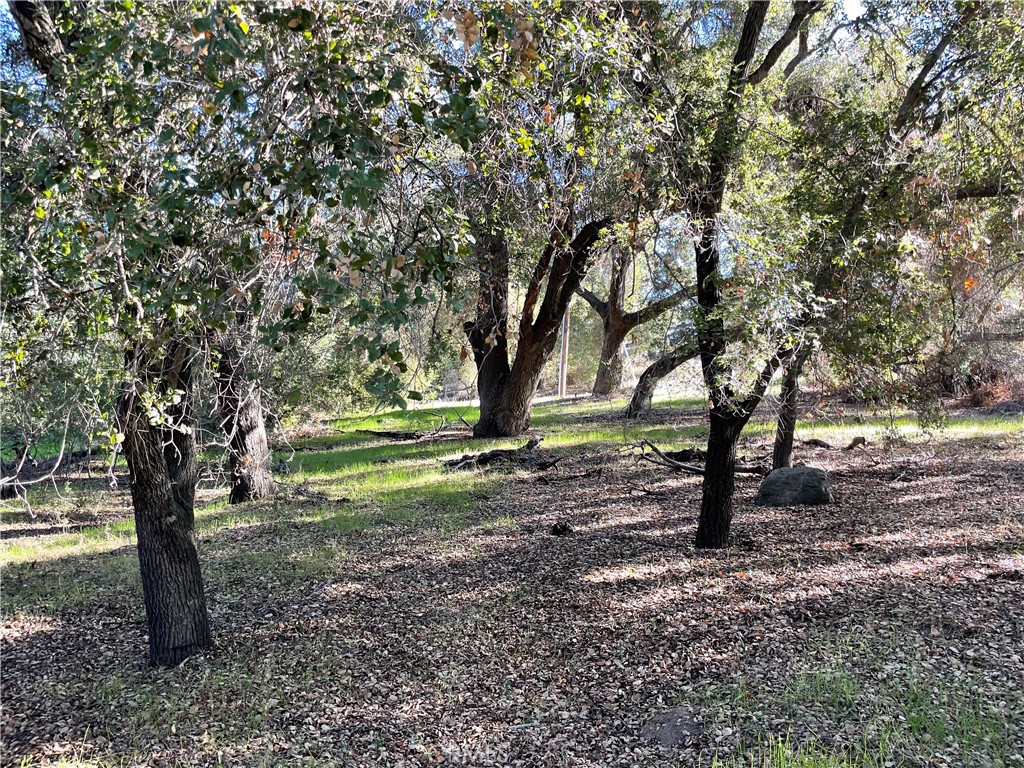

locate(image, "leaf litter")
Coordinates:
2 413 1023 767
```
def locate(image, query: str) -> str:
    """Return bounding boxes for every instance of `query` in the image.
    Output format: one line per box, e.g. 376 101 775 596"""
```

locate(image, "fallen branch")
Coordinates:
662 447 706 462
444 437 541 471
357 429 424 441
535 456 564 471
636 440 769 476
638 441 704 475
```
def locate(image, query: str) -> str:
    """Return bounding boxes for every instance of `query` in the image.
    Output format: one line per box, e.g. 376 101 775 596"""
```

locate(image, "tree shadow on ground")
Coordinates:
3 434 1022 767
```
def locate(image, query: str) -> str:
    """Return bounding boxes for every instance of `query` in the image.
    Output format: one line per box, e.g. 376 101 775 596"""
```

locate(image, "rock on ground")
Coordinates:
754 466 833 507
639 705 703 748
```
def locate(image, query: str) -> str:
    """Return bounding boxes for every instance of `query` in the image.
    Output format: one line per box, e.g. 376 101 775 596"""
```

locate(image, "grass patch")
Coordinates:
713 735 887 767
898 679 1010 758
785 667 861 718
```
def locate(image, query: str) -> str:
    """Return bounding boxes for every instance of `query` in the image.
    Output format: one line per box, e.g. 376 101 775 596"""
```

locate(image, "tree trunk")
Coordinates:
624 341 699 418
465 230 513 437
214 339 272 504
690 4 770 550
119 342 212 667
772 350 809 471
475 350 546 437
8 0 65 76
593 318 630 396
694 414 743 549
580 243 693 398
469 218 610 437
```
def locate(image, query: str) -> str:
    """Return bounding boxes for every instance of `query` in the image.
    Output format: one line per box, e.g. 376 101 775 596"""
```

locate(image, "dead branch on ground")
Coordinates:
444 438 542 471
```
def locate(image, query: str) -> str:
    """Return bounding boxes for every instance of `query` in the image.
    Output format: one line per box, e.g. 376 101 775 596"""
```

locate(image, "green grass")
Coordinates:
711 735 887 767
785 667 862 717
898 679 1010 757
4 395 1020 576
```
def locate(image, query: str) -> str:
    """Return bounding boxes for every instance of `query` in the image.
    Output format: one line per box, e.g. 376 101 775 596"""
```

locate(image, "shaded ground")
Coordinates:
2 400 1023 767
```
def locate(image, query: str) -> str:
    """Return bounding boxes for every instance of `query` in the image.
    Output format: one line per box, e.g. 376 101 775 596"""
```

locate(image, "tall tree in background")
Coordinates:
767 0 1023 470
438 5 643 436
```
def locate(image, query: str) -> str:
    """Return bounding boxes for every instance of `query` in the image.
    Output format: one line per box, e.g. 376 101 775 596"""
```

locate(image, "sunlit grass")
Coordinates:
710 735 887 768
3 395 1020 602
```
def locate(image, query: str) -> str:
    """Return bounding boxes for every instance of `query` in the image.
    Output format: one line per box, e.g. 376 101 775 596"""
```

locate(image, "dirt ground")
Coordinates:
2 410 1023 767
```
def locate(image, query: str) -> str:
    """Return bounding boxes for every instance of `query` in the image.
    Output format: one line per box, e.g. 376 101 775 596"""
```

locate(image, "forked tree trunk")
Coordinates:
119 342 212 667
475 337 553 437
694 414 743 549
214 339 272 503
580 253 694 398
772 350 810 471
624 341 699 418
468 218 610 438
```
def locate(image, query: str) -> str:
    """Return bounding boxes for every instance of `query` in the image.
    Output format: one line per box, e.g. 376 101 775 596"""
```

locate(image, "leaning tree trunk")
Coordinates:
772 349 810 471
593 318 631 397
694 413 744 549
625 340 699 418
120 343 212 667
214 339 272 503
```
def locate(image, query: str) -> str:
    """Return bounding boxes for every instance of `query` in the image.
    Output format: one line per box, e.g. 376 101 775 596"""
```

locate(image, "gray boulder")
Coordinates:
754 467 833 507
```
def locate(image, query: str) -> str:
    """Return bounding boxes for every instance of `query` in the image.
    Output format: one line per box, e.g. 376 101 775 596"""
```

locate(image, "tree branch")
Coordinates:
950 181 1022 200
748 1 825 86
519 221 567 338
892 2 981 133
624 283 696 328
574 285 609 321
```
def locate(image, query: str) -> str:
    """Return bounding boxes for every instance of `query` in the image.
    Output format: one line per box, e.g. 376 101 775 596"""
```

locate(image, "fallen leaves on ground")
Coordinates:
2 414 1023 767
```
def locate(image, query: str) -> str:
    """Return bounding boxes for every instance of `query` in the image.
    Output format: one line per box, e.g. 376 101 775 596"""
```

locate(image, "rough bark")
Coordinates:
468 219 609 437
772 349 811 471
8 0 65 75
694 414 743 549
11 0 214 666
119 342 212 667
214 338 272 504
465 231 514 437
624 340 699 418
593 318 630 396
